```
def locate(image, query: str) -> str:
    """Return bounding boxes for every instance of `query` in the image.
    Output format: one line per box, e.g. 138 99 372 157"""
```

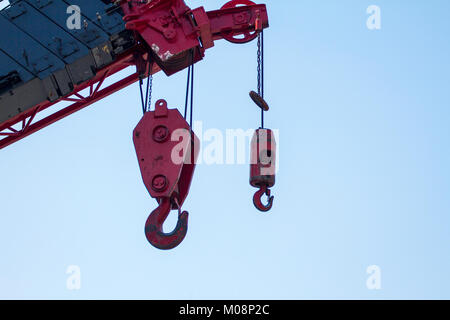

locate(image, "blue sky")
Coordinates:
0 0 450 299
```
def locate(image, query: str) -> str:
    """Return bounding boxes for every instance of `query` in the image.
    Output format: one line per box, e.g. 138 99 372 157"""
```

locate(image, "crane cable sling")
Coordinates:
138 50 194 122
184 49 195 129
257 30 265 129
139 78 146 115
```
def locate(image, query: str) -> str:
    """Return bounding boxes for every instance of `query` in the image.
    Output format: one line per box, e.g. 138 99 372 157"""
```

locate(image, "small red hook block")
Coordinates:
250 128 276 212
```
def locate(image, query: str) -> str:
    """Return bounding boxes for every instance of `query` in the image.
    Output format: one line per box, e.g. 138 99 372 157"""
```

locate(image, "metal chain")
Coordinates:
146 70 153 112
257 32 262 98
138 63 154 115
142 62 154 113
148 74 153 110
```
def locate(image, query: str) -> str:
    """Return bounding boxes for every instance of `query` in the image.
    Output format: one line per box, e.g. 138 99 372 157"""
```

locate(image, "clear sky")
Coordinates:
1 0 450 299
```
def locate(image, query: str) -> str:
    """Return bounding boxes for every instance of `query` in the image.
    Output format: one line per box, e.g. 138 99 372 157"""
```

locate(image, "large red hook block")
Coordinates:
250 128 276 212
133 99 200 250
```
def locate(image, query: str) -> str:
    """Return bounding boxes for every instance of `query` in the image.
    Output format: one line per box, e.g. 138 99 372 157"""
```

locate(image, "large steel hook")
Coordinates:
253 185 274 212
145 197 188 250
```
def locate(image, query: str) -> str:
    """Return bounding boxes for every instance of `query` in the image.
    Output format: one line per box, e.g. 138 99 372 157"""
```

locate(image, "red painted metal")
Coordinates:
197 1 268 46
250 128 276 212
133 99 200 249
217 0 266 43
123 0 268 75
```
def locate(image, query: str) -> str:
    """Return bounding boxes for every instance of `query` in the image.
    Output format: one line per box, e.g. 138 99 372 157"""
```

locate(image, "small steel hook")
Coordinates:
145 197 188 250
253 185 274 212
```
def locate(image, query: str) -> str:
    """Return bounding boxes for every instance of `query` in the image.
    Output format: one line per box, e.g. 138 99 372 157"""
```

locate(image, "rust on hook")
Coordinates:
144 197 188 250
